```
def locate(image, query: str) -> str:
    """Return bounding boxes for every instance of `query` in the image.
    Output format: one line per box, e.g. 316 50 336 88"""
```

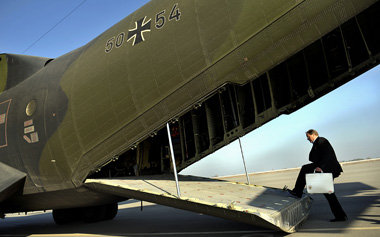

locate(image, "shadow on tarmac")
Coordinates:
0 182 377 236
297 182 379 234
0 201 282 237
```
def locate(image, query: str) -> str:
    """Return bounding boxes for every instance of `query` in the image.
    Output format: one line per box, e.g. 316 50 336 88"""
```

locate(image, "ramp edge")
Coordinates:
85 179 312 233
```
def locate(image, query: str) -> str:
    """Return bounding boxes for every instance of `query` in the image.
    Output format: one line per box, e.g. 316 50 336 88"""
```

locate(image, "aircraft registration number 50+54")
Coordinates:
105 3 181 53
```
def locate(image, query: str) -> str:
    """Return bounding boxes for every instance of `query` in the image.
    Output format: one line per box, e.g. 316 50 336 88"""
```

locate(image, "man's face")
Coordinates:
306 133 315 143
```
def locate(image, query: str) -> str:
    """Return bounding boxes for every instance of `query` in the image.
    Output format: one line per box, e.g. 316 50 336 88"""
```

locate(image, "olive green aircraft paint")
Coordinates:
0 55 7 93
40 0 311 189
39 0 376 190
0 54 52 92
0 0 378 225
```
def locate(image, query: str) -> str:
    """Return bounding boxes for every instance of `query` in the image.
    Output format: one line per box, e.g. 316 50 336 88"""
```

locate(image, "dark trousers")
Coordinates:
294 163 347 218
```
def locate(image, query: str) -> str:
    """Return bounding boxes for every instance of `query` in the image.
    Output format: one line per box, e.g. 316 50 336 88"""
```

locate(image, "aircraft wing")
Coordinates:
0 162 26 204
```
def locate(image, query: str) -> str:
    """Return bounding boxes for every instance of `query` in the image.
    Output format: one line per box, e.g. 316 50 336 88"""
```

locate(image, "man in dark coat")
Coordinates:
288 129 347 222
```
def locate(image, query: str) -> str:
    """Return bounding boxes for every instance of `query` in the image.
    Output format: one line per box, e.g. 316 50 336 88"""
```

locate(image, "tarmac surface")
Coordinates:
0 158 379 237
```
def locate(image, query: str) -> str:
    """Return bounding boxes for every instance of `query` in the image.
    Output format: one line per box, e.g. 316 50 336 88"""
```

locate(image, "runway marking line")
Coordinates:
301 226 380 231
1 230 276 237
4 227 380 236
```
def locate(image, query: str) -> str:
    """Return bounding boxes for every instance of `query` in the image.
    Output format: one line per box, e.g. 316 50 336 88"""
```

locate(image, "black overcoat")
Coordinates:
309 137 343 178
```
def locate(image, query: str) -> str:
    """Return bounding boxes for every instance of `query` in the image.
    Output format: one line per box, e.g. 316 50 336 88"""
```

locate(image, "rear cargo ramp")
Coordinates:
85 175 311 233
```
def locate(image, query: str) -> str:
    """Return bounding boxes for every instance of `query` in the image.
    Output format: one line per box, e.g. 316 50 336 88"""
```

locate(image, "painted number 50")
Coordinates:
105 32 125 53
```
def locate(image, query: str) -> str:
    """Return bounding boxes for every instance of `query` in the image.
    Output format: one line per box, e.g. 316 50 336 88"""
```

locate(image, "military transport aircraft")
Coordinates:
0 0 379 233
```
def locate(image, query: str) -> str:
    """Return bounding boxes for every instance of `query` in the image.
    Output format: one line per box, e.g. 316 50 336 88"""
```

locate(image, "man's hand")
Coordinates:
315 167 323 172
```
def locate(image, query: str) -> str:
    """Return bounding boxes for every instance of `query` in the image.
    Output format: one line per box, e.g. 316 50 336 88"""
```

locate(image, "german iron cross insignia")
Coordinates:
105 4 181 53
127 16 151 46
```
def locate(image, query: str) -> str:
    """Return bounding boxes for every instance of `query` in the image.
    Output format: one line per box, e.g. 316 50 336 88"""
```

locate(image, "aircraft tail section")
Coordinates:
0 54 52 93
86 175 312 233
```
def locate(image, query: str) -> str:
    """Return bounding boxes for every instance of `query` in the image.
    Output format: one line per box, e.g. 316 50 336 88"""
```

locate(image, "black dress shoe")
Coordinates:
287 189 302 198
330 216 348 222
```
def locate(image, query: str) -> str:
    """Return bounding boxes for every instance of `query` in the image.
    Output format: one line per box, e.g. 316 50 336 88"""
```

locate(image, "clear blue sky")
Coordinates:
1 1 379 177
